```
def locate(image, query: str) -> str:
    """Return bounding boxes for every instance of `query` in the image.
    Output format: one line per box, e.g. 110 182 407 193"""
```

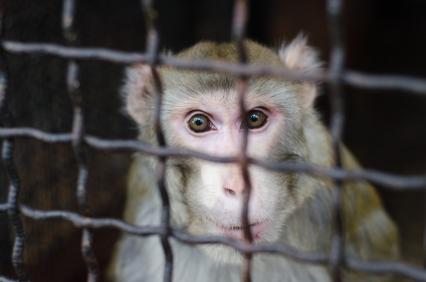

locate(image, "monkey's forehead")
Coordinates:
158 69 296 96
157 40 297 92
174 40 284 66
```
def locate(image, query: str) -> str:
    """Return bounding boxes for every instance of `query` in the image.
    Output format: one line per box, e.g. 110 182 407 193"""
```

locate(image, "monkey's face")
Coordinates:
162 87 307 248
124 39 321 262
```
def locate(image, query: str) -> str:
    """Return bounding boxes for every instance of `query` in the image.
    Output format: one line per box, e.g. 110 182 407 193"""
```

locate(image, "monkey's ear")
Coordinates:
122 65 154 124
278 34 322 109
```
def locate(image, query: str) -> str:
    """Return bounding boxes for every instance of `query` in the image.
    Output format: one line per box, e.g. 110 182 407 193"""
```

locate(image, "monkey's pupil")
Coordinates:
249 114 259 122
247 110 266 129
194 118 204 126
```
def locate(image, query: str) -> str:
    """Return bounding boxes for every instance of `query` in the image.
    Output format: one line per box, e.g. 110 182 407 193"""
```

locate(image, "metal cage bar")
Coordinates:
62 0 100 281
0 1 27 281
231 0 254 281
3 41 426 95
326 0 346 281
139 1 174 282
0 0 425 282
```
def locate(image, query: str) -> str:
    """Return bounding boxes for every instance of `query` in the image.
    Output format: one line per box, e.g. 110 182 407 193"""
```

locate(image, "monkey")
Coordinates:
108 36 399 282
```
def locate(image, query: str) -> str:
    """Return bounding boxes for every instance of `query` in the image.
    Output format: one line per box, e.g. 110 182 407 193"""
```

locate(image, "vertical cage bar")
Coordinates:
140 1 174 282
0 0 423 281
2 142 27 282
423 175 426 270
231 0 253 282
0 0 5 114
0 1 27 281
62 1 99 281
326 0 346 281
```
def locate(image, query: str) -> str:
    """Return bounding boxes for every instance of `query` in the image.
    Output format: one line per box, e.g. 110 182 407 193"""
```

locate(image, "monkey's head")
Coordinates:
124 37 325 263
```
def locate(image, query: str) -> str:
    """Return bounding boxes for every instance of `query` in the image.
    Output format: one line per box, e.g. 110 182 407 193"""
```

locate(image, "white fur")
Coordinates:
111 180 331 282
278 34 321 72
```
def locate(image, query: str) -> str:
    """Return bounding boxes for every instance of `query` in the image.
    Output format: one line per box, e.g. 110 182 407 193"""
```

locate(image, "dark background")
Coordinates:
0 0 425 281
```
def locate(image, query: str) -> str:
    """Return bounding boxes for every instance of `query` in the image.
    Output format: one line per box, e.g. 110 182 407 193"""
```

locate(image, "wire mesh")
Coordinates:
62 0 100 281
0 0 426 282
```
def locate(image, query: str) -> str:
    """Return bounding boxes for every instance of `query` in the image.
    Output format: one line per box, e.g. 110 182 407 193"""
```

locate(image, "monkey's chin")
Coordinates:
197 244 245 265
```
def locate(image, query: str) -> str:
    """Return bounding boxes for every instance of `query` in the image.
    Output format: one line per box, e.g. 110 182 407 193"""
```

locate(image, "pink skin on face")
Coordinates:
168 91 284 241
170 94 283 157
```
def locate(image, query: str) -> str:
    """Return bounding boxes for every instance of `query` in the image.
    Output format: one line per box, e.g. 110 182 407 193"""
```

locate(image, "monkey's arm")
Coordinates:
339 148 399 282
341 147 399 261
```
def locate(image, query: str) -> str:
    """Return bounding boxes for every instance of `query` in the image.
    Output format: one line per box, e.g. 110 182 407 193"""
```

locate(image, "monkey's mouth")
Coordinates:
214 221 268 241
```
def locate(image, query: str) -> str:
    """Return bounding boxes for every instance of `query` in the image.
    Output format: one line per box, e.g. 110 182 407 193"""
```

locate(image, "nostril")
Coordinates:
224 187 236 196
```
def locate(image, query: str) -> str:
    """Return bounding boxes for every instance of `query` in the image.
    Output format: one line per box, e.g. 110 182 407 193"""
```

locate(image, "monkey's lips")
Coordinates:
215 221 268 241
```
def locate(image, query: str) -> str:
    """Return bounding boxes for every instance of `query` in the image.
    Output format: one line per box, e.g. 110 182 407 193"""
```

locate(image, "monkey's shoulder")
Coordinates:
123 155 159 223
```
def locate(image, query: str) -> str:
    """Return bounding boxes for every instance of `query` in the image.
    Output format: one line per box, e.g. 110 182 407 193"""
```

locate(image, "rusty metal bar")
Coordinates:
0 41 323 82
0 1 425 281
0 276 18 282
423 110 426 276
139 1 174 282
231 0 253 281
423 170 426 270
326 0 346 281
0 1 27 281
345 257 426 281
344 71 426 94
62 1 100 281
0 128 424 189
2 141 27 282
4 41 426 96
17 205 426 281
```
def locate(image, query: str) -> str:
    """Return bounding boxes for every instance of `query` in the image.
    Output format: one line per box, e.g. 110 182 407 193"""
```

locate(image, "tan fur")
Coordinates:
109 37 399 282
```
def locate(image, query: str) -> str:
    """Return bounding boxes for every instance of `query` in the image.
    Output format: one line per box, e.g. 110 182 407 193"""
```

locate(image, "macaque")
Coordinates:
109 36 399 282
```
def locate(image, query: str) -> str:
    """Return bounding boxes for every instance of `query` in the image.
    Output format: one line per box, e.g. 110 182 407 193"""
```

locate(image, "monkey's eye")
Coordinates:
246 110 267 129
187 114 212 133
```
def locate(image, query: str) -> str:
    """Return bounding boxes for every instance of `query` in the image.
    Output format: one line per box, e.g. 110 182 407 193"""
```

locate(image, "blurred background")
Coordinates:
0 0 425 281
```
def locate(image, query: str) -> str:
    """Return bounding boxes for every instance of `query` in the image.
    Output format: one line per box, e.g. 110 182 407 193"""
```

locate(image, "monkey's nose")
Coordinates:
223 186 243 197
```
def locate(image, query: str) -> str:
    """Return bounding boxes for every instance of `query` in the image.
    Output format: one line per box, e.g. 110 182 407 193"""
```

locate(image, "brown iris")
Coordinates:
246 110 267 129
188 114 211 133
